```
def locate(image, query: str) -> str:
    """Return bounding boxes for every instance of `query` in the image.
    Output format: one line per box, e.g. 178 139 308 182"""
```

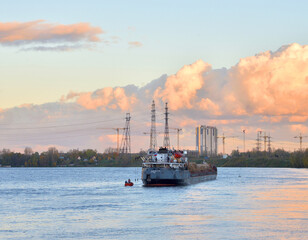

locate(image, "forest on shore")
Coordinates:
0 147 308 168
194 149 308 168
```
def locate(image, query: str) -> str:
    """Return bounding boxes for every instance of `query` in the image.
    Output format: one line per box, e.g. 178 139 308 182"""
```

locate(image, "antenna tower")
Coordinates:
163 102 170 149
120 113 131 154
150 100 157 150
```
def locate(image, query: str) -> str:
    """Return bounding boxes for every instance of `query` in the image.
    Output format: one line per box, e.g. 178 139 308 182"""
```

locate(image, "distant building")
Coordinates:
196 125 218 156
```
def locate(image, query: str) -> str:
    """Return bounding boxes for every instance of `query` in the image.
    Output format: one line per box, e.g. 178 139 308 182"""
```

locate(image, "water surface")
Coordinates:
0 167 307 239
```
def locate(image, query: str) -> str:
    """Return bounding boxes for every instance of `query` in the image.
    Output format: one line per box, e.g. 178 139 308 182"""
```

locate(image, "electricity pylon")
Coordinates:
256 131 262 151
120 113 131 155
163 102 170 149
294 133 308 151
150 100 157 150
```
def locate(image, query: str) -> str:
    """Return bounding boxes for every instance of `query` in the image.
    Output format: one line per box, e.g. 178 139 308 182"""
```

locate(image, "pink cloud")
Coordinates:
128 41 142 48
0 20 105 51
228 43 308 116
208 119 243 125
290 124 308 134
154 43 308 117
0 20 103 44
156 60 211 110
61 87 137 111
288 116 308 123
179 118 198 128
18 103 33 109
114 88 137 110
198 98 222 115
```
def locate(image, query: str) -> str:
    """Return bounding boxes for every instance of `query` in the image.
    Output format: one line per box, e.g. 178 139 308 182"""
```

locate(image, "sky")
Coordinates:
0 0 308 153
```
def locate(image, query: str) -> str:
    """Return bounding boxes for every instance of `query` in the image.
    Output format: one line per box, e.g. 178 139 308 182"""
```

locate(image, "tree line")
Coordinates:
0 147 142 167
1 147 307 168
198 148 308 168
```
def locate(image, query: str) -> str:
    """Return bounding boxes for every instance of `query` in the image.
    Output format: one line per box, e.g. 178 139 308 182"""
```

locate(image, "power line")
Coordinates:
0 132 100 143
0 117 125 130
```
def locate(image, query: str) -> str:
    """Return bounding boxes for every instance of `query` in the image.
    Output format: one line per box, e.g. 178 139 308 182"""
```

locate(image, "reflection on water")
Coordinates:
0 167 307 239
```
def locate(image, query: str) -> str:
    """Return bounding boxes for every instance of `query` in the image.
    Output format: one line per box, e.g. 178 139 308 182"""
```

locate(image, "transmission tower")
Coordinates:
120 113 131 154
294 133 308 151
163 102 170 149
150 100 157 150
256 131 262 151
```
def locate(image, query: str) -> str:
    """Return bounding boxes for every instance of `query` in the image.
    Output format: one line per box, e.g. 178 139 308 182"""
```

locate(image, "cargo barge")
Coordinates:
141 101 217 186
141 147 217 186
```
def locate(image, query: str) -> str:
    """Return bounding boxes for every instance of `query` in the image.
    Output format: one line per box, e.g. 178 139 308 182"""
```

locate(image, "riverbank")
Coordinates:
1 148 307 168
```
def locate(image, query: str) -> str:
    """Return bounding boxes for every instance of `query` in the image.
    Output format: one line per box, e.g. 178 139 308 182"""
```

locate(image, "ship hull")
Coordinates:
142 167 217 187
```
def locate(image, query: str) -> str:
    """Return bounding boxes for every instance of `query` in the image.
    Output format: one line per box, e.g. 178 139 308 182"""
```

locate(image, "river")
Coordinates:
0 167 307 239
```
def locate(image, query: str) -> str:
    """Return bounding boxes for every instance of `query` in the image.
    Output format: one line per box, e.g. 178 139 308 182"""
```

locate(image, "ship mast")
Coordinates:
163 102 170 149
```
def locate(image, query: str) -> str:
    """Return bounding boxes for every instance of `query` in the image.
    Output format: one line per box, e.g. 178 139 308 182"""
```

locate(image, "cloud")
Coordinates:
226 43 308 116
18 103 34 109
207 119 243 126
0 20 104 51
61 87 137 111
198 98 222 115
288 116 308 123
178 118 198 128
155 60 211 110
290 124 308 134
128 41 142 48
153 43 308 118
20 44 90 52
1 43 308 153
260 116 284 123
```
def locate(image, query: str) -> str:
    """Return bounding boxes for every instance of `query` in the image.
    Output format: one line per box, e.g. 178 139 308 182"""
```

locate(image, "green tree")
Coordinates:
47 147 59 167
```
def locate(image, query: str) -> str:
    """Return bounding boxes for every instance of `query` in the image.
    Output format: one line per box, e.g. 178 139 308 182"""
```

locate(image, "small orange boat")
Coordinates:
125 179 134 186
